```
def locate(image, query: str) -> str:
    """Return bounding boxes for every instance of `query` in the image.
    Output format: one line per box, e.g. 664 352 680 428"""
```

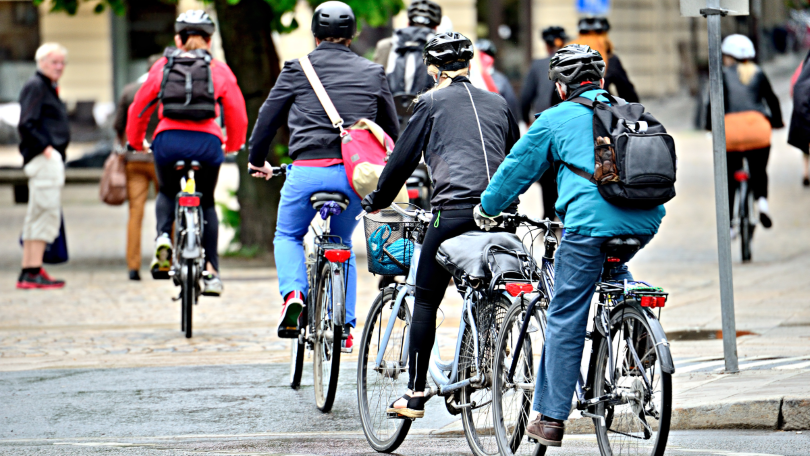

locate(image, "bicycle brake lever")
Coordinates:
355 210 367 221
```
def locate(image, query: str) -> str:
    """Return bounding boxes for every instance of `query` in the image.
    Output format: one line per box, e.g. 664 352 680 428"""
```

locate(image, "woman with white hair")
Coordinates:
16 42 69 289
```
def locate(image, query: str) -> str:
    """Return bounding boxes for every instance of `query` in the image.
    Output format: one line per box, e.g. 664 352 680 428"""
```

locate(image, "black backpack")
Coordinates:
563 94 677 209
140 48 217 121
387 26 432 96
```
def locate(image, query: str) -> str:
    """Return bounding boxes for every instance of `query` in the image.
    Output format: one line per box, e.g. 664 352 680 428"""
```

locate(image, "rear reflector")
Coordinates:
324 249 351 263
178 196 200 207
505 283 533 297
734 170 749 182
606 257 621 263
407 188 420 199
640 296 666 308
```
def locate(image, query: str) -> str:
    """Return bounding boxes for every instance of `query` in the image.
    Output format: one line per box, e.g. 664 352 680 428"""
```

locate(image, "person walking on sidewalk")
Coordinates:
248 1 399 352
520 26 568 221
475 44 665 447
127 10 248 296
788 47 810 187
707 34 782 232
16 43 70 289
475 39 520 120
113 54 161 281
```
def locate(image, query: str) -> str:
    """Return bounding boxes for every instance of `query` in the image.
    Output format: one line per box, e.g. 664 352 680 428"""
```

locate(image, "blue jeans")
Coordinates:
274 164 362 327
533 232 653 420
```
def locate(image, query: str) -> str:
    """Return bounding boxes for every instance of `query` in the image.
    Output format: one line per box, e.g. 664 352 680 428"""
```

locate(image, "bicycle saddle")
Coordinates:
310 192 349 211
601 237 641 257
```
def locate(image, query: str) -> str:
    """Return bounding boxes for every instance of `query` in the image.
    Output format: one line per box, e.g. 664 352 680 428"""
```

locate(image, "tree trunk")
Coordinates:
213 0 285 254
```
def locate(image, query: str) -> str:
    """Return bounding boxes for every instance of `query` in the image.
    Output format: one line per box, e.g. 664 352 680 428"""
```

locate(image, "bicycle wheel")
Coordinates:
459 294 510 456
357 288 412 453
313 262 343 412
290 330 305 389
182 259 195 339
740 183 752 263
493 298 547 456
592 305 672 456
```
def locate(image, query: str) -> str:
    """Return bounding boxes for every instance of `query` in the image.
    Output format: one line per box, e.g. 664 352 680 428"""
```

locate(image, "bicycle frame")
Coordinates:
305 211 349 335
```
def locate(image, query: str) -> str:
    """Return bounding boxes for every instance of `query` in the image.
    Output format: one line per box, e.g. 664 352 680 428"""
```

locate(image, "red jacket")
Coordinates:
126 55 248 152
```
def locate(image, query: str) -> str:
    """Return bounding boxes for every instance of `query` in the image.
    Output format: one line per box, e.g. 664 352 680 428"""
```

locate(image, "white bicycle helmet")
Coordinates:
721 34 755 60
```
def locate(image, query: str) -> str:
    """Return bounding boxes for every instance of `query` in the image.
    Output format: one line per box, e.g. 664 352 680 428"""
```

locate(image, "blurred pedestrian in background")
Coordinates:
476 39 520 120
708 34 782 233
788 47 810 187
520 26 568 220
572 17 639 102
113 54 161 281
16 43 69 289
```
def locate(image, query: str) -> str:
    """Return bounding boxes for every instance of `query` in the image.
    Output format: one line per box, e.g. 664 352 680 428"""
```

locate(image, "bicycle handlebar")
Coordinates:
248 163 287 177
501 212 563 231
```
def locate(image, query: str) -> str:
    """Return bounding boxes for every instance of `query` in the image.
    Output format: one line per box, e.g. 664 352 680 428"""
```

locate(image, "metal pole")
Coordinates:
705 0 739 373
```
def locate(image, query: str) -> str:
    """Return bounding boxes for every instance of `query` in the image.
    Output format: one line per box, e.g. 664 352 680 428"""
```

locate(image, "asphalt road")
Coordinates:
3 364 810 456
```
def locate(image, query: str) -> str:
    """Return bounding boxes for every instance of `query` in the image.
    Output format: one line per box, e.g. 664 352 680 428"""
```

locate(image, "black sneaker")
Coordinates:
129 270 141 281
17 270 65 289
804 177 810 187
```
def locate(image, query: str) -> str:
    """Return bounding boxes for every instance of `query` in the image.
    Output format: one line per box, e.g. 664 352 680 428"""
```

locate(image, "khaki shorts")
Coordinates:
22 152 65 243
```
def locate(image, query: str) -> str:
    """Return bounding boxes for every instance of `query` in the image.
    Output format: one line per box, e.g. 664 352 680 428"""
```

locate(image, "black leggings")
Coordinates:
408 209 480 391
155 163 221 272
727 146 769 219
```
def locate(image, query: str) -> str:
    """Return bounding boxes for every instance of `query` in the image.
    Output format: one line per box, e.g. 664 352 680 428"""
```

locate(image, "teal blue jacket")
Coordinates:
480 89 665 237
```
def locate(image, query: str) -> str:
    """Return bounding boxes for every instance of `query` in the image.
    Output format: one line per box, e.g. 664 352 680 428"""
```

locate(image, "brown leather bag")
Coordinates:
99 151 127 205
725 111 772 152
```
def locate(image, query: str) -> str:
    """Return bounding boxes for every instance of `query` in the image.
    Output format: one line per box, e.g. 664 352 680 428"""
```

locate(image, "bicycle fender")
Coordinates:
618 302 675 374
330 262 345 328
181 210 201 259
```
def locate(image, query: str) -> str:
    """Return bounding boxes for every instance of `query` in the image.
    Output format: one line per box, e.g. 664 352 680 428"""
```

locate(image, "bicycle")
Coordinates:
253 165 354 413
493 232 675 456
357 203 540 456
731 158 756 262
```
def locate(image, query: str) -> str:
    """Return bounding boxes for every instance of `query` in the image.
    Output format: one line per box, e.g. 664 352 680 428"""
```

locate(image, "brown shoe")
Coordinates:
526 415 565 447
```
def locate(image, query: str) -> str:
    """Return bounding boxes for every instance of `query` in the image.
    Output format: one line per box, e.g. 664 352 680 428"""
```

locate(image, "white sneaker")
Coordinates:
757 197 772 228
150 233 172 279
730 227 738 240
202 272 223 297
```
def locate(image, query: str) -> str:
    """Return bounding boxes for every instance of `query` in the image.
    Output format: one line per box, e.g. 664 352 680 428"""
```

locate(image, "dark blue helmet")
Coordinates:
311 1 356 40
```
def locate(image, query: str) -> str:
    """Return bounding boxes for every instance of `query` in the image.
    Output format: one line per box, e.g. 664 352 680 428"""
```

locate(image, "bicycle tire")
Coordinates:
460 294 510 456
740 183 752 262
183 259 195 339
493 298 547 456
357 288 412 453
290 332 305 389
592 304 672 456
313 261 343 412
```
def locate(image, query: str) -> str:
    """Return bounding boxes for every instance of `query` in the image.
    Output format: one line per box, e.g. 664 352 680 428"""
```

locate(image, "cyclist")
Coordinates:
572 17 639 102
248 1 399 351
127 10 248 295
520 25 568 221
476 39 520 120
474 44 665 447
709 34 782 231
361 32 520 418
373 0 442 98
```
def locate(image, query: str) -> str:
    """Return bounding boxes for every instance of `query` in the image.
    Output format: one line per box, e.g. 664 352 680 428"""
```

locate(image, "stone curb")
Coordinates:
432 397 810 436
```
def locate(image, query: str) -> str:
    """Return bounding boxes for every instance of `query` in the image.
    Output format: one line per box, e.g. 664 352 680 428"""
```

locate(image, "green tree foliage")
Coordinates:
34 0 402 30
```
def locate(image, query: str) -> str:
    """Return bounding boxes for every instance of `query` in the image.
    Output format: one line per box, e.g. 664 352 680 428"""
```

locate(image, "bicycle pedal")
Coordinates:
151 269 171 280
386 412 414 421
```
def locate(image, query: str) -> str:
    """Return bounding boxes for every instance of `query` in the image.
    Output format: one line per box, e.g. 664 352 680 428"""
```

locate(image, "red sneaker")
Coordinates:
17 270 65 289
278 291 304 338
341 334 353 353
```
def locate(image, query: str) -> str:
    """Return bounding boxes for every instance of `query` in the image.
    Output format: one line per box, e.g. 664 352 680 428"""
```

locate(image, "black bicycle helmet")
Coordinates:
175 10 215 36
548 44 605 84
407 0 442 28
424 32 474 72
311 1 356 40
578 16 610 34
541 26 568 45
476 39 497 58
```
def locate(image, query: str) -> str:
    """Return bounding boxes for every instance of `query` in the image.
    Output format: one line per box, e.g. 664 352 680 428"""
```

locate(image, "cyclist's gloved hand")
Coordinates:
473 204 501 231
361 193 378 214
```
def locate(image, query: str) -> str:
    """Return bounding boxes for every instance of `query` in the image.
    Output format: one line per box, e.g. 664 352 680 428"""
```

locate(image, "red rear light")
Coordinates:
606 257 621 263
324 249 351 263
505 283 533 297
734 170 749 182
407 188 420 199
178 196 200 207
640 296 667 308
